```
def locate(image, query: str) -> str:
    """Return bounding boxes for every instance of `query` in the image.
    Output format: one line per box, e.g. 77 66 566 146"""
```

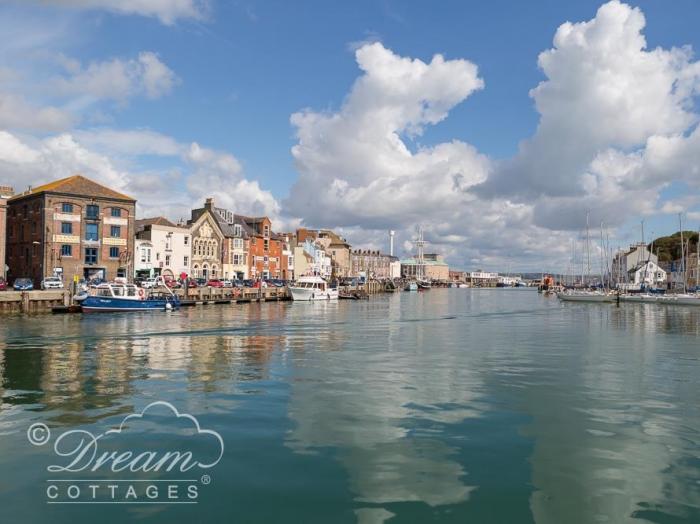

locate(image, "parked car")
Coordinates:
164 278 181 289
141 277 158 289
0 277 7 291
187 279 199 288
195 278 207 287
13 278 34 291
232 280 244 288
41 276 64 290
221 279 233 288
242 279 254 288
207 279 224 288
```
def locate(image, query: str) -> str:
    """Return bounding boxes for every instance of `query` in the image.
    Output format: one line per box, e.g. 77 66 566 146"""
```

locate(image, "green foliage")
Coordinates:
649 231 699 262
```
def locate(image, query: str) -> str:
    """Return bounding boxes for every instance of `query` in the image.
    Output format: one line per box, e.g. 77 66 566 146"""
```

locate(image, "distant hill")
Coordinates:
649 231 699 263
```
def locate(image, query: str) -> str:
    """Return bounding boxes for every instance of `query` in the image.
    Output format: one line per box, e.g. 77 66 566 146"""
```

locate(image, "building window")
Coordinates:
184 236 189 245
62 203 74 213
264 239 269 251
165 255 171 266
85 223 99 241
111 207 121 217
110 225 121 237
61 222 73 234
85 248 98 265
31 221 36 233
263 225 270 237
234 238 243 249
233 224 242 237
109 247 120 258
86 204 99 219
184 256 189 266
61 245 72 257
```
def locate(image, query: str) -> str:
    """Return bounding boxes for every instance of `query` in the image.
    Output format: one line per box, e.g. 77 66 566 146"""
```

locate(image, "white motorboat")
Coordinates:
289 276 338 301
619 293 659 304
656 294 700 306
557 290 615 303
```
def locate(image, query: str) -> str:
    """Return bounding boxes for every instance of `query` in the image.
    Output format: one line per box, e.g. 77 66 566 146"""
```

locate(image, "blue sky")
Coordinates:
1 0 699 270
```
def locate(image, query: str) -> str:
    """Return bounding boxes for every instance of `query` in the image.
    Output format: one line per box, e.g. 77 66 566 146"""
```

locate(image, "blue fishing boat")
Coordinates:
79 282 180 312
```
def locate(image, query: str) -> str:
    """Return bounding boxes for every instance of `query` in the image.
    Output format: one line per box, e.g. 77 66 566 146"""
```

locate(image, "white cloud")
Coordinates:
285 42 574 269
0 128 281 224
0 92 74 132
476 0 700 235
287 42 486 229
55 52 177 102
36 0 208 25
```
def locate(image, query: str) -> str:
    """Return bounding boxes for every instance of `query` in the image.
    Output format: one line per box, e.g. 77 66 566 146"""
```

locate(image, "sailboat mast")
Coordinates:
679 214 686 293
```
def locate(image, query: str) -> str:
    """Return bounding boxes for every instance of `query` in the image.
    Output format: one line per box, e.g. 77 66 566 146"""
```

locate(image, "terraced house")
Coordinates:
5 175 136 286
0 185 13 281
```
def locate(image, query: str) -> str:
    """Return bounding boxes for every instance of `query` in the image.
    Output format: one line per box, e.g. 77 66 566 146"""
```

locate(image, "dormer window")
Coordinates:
234 224 242 237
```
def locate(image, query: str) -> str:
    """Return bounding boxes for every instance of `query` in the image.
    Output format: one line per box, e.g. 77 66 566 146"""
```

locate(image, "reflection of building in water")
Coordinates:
40 342 84 406
521 308 700 524
136 335 193 372
285 294 483 514
93 339 134 397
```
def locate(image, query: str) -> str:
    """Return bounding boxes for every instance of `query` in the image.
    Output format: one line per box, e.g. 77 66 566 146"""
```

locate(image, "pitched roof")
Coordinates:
10 175 135 202
136 216 177 229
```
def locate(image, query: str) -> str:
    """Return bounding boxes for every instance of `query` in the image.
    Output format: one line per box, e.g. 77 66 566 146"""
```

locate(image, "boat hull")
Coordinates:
81 296 179 312
557 292 614 303
656 295 700 306
288 287 338 301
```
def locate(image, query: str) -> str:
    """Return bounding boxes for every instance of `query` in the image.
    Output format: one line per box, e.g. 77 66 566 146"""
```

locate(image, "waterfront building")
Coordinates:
625 260 667 289
245 216 284 280
188 199 225 280
612 243 658 284
449 270 468 283
292 245 315 278
0 185 13 280
135 217 191 279
277 233 295 281
6 175 135 285
401 253 449 281
207 204 252 280
468 270 499 287
134 238 154 278
352 249 398 279
294 239 332 279
296 228 352 278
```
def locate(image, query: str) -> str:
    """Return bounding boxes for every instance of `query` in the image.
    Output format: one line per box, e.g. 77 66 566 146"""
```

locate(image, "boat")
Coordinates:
338 290 367 300
656 293 700 306
557 290 615 303
81 282 180 312
405 282 418 292
288 275 338 301
417 280 431 290
619 293 659 304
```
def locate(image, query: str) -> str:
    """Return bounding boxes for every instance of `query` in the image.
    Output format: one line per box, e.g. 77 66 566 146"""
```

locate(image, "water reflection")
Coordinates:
285 293 482 516
0 291 699 523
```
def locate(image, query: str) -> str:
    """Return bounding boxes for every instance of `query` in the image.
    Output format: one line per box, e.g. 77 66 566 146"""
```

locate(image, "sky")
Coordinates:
0 0 699 272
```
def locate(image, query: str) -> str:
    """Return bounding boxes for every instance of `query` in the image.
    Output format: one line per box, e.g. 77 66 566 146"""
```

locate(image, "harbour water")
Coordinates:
1 288 699 523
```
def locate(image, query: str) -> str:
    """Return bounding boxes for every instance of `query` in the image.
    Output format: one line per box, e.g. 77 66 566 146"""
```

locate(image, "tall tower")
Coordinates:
389 230 395 256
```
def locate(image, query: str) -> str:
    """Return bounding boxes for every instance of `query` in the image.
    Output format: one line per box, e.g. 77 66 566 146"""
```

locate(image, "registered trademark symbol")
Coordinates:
201 474 211 485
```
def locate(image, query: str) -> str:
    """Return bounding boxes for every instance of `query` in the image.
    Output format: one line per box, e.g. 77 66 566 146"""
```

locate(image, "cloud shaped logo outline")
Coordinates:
103 400 224 469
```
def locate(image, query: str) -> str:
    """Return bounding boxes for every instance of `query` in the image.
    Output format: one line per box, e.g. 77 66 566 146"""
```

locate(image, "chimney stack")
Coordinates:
204 198 213 210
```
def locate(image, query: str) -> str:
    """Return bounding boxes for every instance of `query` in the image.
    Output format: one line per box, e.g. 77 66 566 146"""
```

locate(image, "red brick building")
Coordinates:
6 175 136 286
244 216 285 280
